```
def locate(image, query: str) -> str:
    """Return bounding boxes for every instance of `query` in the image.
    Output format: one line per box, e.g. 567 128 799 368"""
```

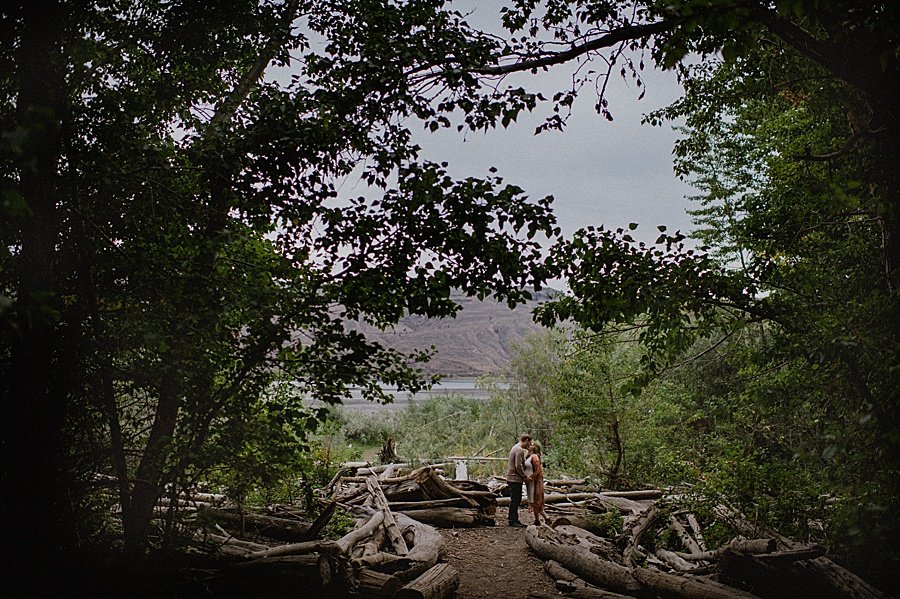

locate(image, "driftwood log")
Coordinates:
543 559 637 598
398 507 493 528
497 490 661 507
200 508 313 542
394 562 460 599
525 525 642 595
714 506 893 599
366 475 410 556
356 567 405 598
525 524 764 599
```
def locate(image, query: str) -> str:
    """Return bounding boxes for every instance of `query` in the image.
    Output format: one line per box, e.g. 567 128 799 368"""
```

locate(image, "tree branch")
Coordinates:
748 5 897 118
474 21 671 75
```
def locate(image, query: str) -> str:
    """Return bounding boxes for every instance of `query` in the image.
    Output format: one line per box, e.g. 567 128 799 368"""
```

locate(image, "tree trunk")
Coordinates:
621 505 660 565
122 374 182 555
336 510 386 555
656 549 699 572
3 2 70 585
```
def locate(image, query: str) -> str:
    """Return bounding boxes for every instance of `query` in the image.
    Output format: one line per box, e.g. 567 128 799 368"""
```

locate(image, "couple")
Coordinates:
506 434 548 528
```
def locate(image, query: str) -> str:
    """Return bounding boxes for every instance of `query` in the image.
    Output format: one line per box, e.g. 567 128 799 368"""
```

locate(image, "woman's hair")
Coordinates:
530 442 541 455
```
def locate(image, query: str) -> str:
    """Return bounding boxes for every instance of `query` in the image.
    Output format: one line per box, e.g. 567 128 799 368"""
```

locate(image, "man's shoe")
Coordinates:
509 521 526 528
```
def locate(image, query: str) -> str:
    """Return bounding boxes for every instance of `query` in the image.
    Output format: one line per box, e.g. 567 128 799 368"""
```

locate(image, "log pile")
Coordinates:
523 498 893 599
328 464 498 528
191 478 460 597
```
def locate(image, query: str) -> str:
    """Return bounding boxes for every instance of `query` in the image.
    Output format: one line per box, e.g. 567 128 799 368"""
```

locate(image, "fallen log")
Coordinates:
591 496 655 515
392 511 445 579
411 468 480 508
325 466 352 498
549 514 613 536
389 498 470 511
242 511 383 560
302 500 337 541
656 548 701 572
395 563 460 599
236 554 320 568
357 567 405 599
686 513 707 551
524 525 642 596
352 552 414 572
750 545 826 563
244 539 336 560
336 510 387 555
553 525 621 562
621 504 660 566
196 534 268 559
527 524 763 599
497 492 598 506
675 538 777 562
545 478 588 486
354 524 386 559
357 463 410 476
200 508 313 542
631 567 762 599
544 560 638 598
714 506 891 599
599 489 663 500
398 507 493 528
670 515 704 556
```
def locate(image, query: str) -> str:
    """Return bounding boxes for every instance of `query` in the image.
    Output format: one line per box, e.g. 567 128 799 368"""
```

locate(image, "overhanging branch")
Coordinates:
474 21 671 75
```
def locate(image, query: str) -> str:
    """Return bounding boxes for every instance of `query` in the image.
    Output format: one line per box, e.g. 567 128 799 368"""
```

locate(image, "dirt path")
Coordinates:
438 507 558 599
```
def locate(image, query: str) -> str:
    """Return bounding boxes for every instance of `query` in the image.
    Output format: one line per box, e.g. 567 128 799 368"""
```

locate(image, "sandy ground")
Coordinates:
437 507 559 599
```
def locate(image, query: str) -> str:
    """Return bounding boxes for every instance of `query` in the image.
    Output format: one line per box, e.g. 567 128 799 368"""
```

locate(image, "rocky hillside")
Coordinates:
349 289 557 377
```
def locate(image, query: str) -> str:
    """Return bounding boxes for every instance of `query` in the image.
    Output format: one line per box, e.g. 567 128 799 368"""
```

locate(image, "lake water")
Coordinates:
339 377 495 411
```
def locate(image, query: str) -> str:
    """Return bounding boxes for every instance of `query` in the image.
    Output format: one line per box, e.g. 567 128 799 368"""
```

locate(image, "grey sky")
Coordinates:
412 66 697 244
404 0 699 245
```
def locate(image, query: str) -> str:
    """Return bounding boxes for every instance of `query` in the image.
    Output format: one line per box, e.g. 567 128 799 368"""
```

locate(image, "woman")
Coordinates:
525 443 548 525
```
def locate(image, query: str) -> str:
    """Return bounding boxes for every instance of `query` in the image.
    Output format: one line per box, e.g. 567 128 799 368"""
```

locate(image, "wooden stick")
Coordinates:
366 475 410 556
670 515 704 556
675 538 777 562
336 510 387 555
686 513 707 551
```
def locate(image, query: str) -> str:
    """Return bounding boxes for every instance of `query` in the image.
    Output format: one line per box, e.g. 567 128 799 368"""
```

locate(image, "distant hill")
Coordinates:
348 289 557 377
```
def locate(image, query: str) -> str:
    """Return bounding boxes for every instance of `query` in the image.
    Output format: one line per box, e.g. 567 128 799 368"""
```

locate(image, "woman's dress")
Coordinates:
526 454 545 516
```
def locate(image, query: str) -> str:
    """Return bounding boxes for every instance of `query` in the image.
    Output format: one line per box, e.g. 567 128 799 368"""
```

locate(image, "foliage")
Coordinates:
1 0 562 563
4 1 899 591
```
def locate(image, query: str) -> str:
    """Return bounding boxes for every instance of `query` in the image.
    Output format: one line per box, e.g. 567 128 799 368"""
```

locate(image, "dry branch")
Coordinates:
675 538 777 562
366 475 410 556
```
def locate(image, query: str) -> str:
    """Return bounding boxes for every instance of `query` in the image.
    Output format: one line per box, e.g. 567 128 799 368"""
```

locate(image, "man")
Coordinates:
506 433 531 527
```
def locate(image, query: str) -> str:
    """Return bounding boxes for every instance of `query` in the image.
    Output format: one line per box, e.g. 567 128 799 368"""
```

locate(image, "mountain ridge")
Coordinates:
349 289 557 377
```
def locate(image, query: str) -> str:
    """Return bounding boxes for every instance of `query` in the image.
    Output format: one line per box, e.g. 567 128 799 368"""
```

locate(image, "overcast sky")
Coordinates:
407 2 699 246
413 66 696 244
